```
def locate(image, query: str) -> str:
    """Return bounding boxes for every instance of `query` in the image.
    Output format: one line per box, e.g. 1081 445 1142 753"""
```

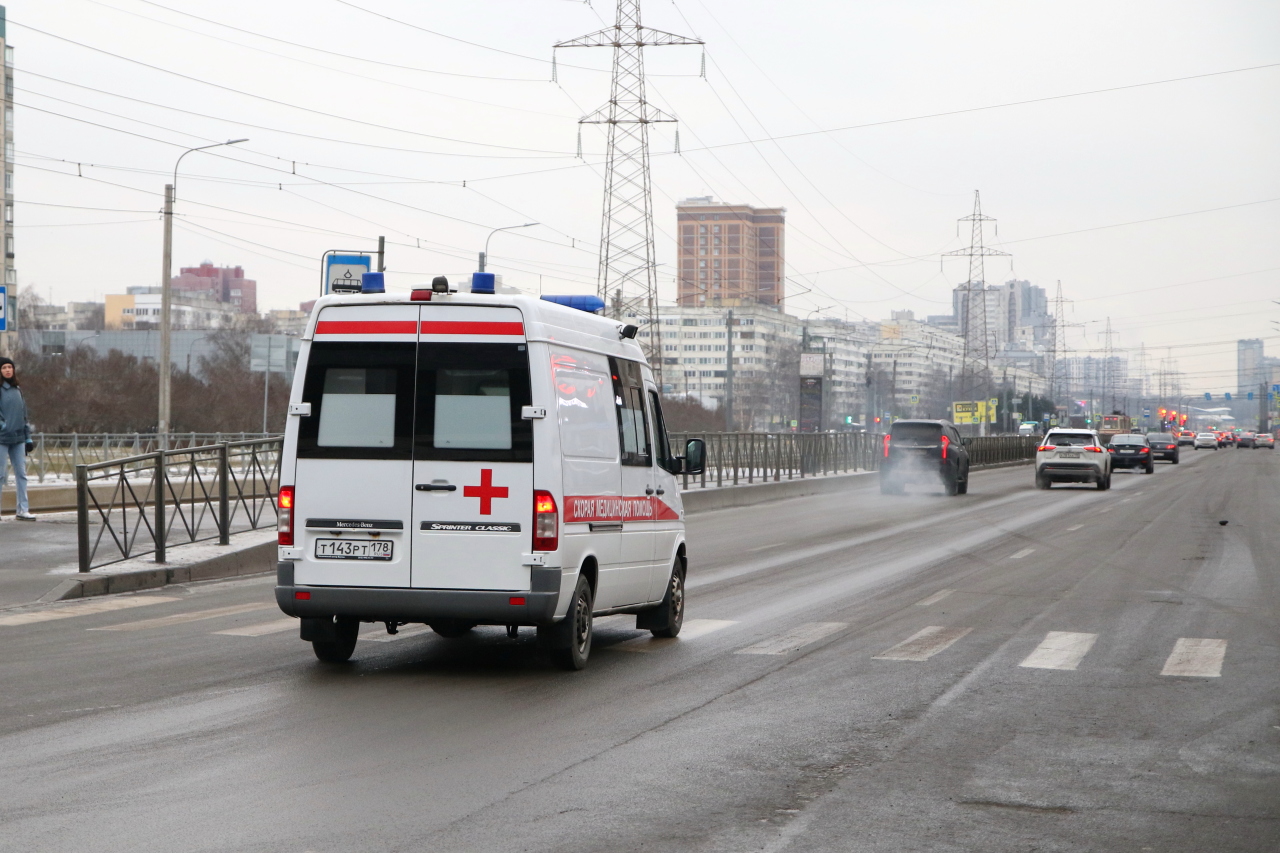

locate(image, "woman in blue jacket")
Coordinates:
0 357 35 520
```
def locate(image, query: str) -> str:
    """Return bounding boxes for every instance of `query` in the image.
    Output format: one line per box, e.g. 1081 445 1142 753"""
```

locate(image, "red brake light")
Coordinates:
533 490 558 552
940 433 949 460
278 486 294 546
1037 445 1054 452
882 434 892 458
410 289 433 301
1085 446 1105 453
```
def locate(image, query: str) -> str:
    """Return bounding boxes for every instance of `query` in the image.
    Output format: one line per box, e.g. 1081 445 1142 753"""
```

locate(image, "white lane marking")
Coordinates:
1066 525 1083 531
745 541 791 553
0 595 181 627
362 625 434 643
914 589 955 607
89 603 274 632
1161 638 1227 678
214 619 298 637
736 622 847 656
1010 547 1036 559
1018 631 1098 670
873 626 972 661
611 618 737 652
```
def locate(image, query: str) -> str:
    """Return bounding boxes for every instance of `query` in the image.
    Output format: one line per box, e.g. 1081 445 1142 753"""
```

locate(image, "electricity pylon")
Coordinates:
556 0 702 388
943 190 1009 413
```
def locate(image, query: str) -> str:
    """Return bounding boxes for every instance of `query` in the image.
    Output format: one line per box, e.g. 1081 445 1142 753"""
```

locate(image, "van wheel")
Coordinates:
430 620 475 639
540 574 594 671
312 617 359 663
648 564 686 638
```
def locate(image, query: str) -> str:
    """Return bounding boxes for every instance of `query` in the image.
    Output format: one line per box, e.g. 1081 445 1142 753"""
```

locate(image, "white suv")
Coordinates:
1035 429 1111 490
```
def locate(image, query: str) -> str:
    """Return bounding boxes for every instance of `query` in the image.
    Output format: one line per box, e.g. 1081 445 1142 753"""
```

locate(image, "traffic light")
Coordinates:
844 416 853 425
1180 414 1188 425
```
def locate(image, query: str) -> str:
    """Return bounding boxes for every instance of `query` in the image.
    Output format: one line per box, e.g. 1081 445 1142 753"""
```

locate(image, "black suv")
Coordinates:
1107 433 1154 474
880 419 971 496
1147 433 1180 463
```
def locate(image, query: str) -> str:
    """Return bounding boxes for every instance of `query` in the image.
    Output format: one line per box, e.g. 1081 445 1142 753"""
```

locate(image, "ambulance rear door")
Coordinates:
292 305 419 588
410 306 534 591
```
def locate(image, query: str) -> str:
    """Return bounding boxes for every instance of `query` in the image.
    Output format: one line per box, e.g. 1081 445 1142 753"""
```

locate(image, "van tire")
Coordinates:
541 574 594 671
312 617 359 663
430 621 476 639
647 563 685 638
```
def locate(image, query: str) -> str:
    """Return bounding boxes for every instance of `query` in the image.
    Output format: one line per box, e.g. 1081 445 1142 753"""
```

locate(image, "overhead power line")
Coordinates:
9 18 576 155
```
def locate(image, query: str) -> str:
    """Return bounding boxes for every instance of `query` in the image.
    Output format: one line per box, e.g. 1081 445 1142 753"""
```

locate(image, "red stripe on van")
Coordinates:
420 321 525 336
315 320 418 335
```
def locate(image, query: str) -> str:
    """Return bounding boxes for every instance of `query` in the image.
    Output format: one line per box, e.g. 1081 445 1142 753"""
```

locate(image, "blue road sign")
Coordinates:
1143 408 1151 418
1204 392 1212 401
1247 392 1254 401
325 254 371 295
0 285 7 332
1225 392 1232 401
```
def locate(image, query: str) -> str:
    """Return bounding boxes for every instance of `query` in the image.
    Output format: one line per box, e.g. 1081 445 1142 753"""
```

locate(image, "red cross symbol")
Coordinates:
463 468 508 516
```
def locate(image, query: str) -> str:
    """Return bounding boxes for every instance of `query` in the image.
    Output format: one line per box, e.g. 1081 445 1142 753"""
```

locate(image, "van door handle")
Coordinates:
655 487 665 495
415 484 457 492
644 487 654 495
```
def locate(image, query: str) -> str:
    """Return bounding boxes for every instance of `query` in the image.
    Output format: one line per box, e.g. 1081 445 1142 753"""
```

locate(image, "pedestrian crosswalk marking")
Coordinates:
1161 638 1226 678
611 618 737 652
1019 631 1097 671
89 603 275 632
914 589 954 607
736 622 847 656
873 626 972 661
1010 547 1035 559
215 619 298 637
0 595 181 627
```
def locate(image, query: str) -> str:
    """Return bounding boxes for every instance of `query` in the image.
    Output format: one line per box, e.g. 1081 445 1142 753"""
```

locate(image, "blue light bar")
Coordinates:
541 294 605 314
471 271 496 294
360 271 385 293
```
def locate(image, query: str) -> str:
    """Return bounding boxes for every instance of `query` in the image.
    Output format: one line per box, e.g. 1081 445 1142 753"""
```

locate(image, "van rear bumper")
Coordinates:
275 563 560 624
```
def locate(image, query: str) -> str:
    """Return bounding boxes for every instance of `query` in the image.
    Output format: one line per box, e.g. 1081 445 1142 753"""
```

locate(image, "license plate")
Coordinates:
1059 451 1080 458
1119 449 1134 454
314 538 394 561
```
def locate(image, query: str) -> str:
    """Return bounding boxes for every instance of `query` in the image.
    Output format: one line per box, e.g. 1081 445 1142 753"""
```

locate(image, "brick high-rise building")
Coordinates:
171 261 257 314
0 9 16 357
676 197 785 307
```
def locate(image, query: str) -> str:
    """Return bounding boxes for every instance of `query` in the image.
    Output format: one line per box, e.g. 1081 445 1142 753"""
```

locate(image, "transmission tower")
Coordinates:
943 190 1009 411
556 1 703 388
1100 317 1116 413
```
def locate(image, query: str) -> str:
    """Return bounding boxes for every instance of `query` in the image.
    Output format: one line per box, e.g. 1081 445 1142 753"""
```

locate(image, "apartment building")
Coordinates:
676 197 785 308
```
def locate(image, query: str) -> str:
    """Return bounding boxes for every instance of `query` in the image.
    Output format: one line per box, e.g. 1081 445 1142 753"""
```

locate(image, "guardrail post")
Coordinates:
76 464 90 572
218 443 230 545
154 449 167 564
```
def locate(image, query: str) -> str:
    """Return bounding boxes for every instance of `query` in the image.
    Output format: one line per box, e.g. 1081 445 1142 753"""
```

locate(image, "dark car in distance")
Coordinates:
1147 432 1180 463
880 419 971 496
1108 433 1154 474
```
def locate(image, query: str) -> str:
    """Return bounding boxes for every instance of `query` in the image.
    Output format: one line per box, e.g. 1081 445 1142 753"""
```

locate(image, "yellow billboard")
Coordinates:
951 400 995 424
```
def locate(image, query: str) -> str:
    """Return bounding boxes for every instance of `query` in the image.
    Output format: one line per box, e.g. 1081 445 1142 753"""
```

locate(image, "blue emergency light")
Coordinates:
541 294 605 314
471 272 496 294
360 271 385 293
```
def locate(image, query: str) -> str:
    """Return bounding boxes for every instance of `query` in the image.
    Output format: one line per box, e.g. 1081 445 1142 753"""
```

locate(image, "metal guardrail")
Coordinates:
75 438 281 572
28 433 274 482
671 432 1040 489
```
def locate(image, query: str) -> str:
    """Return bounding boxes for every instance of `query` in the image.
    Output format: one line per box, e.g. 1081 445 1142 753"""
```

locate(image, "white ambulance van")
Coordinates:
274 274 706 670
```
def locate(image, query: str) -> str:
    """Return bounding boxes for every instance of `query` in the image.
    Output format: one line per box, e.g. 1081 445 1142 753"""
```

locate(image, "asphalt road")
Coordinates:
1 445 1276 852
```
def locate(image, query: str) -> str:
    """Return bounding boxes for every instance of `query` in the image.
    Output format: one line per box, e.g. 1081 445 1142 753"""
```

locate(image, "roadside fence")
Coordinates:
28 433 274 483
670 432 1040 489
75 437 281 572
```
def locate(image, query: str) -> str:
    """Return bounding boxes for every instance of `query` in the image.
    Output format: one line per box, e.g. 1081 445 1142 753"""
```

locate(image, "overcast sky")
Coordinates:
10 0 1280 392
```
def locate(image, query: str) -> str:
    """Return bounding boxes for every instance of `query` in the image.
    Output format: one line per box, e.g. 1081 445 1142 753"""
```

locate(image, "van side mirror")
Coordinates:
681 438 706 475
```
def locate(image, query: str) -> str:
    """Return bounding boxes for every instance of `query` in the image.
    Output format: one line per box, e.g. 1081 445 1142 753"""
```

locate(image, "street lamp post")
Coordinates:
478 222 538 273
158 139 248 447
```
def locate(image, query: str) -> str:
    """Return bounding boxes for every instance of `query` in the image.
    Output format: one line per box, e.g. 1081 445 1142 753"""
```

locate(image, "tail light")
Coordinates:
1037 445 1055 452
940 433 949 460
533 490 558 551
882 434 891 458
1139 447 1150 453
278 486 294 546
1085 446 1105 453
1167 445 1176 449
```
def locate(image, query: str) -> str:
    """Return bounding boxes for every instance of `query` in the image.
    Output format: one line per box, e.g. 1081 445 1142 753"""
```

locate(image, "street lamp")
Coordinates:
478 222 538 273
158 139 248 447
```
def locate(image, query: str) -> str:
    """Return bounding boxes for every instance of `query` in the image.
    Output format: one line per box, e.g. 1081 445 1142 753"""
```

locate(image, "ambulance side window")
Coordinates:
648 390 674 472
297 342 416 460
609 358 651 467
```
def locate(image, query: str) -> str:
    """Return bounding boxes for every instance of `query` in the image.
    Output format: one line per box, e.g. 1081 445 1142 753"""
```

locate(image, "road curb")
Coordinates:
39 541 277 602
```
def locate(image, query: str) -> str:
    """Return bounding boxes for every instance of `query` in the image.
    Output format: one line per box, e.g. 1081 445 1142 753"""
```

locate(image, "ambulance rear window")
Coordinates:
297 342 416 460
414 343 532 462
